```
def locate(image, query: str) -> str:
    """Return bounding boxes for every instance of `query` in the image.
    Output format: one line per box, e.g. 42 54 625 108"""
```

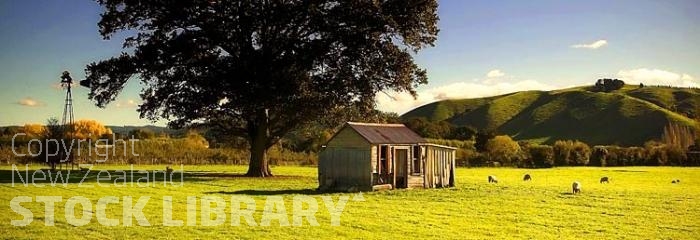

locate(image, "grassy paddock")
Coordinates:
0 165 698 239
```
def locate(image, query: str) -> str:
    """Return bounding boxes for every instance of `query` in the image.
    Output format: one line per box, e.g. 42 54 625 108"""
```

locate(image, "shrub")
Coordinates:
553 140 573 166
665 144 687 166
455 148 478 167
552 140 590 166
571 141 591 166
590 146 607 166
468 152 489 167
486 135 521 166
528 145 554 168
624 147 646 166
605 145 625 166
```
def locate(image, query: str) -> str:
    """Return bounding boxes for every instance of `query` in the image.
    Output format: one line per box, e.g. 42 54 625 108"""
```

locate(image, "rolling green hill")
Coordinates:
401 85 700 146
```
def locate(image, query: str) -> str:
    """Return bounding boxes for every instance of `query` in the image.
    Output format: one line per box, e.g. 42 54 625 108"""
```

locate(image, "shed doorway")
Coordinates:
394 148 409 188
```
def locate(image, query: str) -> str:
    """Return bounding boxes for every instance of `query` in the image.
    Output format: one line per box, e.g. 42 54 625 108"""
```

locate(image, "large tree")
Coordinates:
85 0 438 176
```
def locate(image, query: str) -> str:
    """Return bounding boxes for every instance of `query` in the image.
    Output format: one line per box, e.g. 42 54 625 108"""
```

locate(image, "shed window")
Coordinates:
412 146 421 174
380 145 390 173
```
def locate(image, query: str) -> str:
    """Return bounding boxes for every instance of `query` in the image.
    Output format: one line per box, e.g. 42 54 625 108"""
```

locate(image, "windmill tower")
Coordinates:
59 71 75 170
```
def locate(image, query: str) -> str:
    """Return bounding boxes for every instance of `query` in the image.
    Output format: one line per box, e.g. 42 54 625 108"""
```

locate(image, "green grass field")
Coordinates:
1 165 699 239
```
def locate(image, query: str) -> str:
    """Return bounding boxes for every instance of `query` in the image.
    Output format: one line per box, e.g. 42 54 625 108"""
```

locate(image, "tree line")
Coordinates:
427 122 700 168
0 108 398 166
2 114 698 168
0 120 318 166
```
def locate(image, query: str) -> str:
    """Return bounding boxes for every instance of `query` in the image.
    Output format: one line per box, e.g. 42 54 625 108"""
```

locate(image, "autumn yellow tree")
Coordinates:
184 131 209 149
662 122 695 149
72 119 112 140
486 135 522 166
22 123 46 137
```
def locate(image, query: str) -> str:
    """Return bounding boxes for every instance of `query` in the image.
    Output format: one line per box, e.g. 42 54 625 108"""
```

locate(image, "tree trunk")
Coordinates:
246 137 272 177
245 110 273 177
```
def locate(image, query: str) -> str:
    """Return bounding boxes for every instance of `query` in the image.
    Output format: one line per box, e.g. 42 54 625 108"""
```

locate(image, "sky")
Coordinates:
1 0 699 126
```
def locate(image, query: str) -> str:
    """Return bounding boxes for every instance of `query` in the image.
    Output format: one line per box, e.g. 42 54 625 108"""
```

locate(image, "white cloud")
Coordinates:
16 97 44 107
617 68 697 87
486 69 505 78
115 99 139 108
571 39 608 49
681 74 694 82
376 79 557 114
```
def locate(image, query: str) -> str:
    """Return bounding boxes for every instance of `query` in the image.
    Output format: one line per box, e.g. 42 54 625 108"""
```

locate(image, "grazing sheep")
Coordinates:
572 181 581 194
488 175 498 183
600 176 610 183
523 174 532 181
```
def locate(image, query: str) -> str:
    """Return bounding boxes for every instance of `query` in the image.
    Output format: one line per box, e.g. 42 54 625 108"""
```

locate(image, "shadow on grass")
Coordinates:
205 189 351 195
206 189 321 195
0 169 309 184
603 169 648 173
185 171 309 180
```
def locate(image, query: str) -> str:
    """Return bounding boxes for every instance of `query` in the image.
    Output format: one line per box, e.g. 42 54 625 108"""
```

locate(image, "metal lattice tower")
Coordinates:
59 71 75 169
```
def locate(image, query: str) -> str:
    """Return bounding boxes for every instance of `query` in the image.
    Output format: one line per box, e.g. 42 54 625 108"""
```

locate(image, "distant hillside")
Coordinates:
106 125 182 136
401 85 700 146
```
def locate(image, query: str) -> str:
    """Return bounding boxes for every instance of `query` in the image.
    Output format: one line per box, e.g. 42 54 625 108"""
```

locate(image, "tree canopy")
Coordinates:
594 78 625 92
84 0 439 176
73 119 113 140
485 135 521 166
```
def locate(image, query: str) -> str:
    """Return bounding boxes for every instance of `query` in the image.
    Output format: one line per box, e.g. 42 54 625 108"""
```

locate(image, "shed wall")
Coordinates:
327 126 371 148
423 145 456 188
318 147 372 191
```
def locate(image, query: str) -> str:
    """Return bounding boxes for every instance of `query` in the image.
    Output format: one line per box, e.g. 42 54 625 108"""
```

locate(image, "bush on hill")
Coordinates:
594 78 625 92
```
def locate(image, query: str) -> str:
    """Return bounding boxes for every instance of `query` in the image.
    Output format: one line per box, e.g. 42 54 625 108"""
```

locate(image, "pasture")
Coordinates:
0 165 698 239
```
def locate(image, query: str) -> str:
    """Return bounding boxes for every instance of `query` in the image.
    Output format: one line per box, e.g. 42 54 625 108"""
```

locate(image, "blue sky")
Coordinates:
1 0 699 126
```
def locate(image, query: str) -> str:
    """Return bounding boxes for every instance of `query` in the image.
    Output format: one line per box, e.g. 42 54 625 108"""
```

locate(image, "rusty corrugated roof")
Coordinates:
346 122 426 144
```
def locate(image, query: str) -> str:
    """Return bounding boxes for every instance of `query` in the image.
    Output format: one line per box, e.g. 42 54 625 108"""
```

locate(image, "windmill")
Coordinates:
57 71 75 170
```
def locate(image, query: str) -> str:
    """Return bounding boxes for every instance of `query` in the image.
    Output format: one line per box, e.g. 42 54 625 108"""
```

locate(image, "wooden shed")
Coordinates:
318 122 456 191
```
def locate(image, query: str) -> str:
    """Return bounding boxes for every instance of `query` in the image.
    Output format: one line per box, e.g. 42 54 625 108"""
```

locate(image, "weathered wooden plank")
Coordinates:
370 145 378 173
372 184 393 191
